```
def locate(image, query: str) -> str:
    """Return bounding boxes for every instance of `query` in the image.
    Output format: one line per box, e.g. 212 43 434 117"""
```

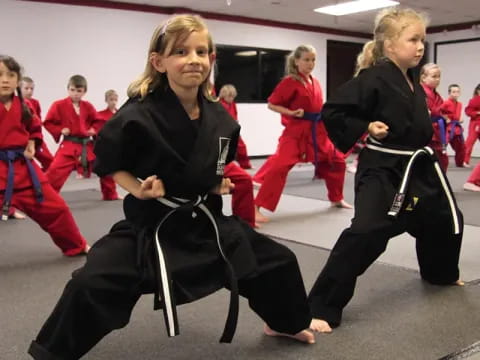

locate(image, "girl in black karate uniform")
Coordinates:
29 15 315 360
308 8 464 333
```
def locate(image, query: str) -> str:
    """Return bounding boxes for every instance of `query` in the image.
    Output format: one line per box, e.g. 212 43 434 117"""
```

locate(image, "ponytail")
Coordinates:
16 86 32 128
355 40 383 76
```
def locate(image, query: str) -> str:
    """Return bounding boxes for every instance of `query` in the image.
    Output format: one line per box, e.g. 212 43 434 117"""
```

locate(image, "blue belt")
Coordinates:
431 116 447 150
449 120 464 143
0 148 44 221
301 111 322 172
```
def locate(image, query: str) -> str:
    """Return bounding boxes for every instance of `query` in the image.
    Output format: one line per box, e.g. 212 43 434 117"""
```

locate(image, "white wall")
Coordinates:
1 0 364 155
428 28 480 157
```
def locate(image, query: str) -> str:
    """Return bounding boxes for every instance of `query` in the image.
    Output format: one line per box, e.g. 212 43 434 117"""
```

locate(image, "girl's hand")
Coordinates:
135 175 165 200
211 178 235 195
290 108 304 118
87 128 96 136
61 128 71 136
23 140 35 159
368 121 389 140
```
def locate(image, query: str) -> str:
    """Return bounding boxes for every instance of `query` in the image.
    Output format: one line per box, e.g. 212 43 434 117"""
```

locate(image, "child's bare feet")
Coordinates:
331 200 353 209
309 318 333 333
255 206 270 223
12 210 27 220
454 279 465 286
264 324 315 344
254 222 262 229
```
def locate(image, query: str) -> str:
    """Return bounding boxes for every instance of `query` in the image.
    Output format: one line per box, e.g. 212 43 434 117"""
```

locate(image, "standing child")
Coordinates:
219 84 252 169
464 84 480 166
0 55 89 255
441 84 466 167
307 8 463 334
420 63 449 171
20 76 54 171
96 89 121 200
29 15 315 360
44 75 102 192
254 44 351 221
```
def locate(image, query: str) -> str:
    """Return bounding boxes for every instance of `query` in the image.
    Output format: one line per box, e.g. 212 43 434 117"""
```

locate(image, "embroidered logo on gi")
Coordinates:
216 137 231 175
405 196 419 211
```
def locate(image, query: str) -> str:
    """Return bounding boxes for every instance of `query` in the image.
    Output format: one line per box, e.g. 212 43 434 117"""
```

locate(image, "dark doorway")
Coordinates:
326 40 364 98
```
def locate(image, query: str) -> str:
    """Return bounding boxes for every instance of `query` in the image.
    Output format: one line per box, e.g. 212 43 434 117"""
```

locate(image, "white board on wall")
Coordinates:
435 38 480 157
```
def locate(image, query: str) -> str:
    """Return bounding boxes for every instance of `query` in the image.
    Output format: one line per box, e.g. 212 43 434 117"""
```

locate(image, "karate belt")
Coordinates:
431 116 448 152
301 111 322 172
365 137 461 234
449 120 464 143
63 135 93 173
0 148 44 221
153 195 239 343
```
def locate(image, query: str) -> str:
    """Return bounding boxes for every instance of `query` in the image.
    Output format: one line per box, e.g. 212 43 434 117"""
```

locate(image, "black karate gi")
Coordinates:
308 59 463 327
29 86 311 360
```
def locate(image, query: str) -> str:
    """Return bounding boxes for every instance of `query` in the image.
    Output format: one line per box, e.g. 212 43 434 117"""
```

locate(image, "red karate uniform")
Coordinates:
44 97 103 191
254 74 346 212
223 162 255 227
220 99 252 169
441 98 465 167
27 97 54 170
0 96 87 255
422 83 448 171
464 95 480 164
96 108 120 200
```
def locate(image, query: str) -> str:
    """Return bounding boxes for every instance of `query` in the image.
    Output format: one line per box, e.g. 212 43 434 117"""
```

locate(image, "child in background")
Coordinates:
44 75 103 192
20 76 54 171
0 55 89 255
441 84 466 167
96 89 121 200
254 44 351 221
420 63 449 171
464 84 480 166
219 84 252 169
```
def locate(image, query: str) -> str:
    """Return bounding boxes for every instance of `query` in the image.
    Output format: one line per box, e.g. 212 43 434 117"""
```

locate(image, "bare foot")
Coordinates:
264 324 315 344
331 200 353 209
454 279 465 286
12 210 27 220
254 222 262 229
255 206 270 223
75 174 84 179
309 318 333 333
83 244 91 254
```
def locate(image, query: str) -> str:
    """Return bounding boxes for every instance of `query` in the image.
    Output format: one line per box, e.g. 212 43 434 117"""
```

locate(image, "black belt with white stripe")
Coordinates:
153 194 239 343
365 136 461 234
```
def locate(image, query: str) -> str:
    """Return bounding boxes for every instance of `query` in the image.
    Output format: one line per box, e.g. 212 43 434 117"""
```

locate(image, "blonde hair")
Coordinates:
127 14 215 100
219 84 237 99
355 8 428 76
104 89 118 101
420 63 440 82
285 45 316 82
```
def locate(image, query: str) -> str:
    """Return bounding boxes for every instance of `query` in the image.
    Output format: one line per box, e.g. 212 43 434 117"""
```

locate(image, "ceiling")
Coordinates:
103 0 480 34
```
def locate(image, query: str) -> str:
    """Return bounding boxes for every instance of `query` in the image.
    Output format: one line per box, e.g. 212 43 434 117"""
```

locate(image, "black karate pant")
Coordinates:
308 166 463 327
29 222 311 360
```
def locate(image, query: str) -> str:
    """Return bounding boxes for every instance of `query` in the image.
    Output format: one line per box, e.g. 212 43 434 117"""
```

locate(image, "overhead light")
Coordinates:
314 0 399 16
